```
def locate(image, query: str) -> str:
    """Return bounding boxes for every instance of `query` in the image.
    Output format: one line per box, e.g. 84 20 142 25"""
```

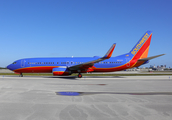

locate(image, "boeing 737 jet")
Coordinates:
7 31 164 78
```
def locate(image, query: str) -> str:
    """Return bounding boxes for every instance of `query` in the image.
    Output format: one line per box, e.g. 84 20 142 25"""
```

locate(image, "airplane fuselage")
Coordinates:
7 53 136 74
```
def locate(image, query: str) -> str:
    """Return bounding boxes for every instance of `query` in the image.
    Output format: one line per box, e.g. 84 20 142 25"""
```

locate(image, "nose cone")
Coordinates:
7 64 13 71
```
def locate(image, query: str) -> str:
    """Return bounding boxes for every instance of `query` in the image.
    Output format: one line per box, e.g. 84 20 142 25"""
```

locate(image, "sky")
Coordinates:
0 0 172 68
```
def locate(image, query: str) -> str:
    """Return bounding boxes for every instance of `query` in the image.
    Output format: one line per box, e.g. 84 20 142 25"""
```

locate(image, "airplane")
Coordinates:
7 31 165 78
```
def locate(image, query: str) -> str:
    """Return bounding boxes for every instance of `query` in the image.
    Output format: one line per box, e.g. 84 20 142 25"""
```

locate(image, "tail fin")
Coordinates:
129 31 152 59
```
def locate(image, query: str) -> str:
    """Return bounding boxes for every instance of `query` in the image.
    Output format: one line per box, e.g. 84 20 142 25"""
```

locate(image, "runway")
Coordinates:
0 76 172 120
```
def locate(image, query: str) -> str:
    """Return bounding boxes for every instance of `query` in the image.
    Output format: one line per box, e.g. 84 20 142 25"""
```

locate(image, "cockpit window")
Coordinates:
12 62 17 64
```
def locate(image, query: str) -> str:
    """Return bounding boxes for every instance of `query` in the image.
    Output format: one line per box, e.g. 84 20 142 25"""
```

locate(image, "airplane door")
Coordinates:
126 58 130 67
21 60 25 67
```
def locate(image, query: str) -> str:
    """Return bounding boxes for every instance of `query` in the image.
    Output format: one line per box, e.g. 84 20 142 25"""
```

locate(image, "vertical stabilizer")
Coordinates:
129 31 152 59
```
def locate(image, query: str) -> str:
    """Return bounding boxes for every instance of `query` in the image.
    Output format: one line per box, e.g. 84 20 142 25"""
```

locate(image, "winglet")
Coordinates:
103 43 116 59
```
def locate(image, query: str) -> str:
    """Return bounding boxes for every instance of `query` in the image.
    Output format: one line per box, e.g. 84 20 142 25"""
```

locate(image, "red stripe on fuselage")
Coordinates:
14 66 58 73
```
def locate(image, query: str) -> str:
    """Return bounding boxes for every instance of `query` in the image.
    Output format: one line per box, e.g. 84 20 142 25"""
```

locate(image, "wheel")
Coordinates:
19 73 23 77
78 73 82 78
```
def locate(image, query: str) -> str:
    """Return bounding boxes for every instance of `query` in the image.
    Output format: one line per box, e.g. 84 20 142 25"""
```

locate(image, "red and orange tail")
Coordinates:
129 31 152 60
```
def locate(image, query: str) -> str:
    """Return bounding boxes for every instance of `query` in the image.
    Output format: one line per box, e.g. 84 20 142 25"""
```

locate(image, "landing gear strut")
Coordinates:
78 73 82 78
19 73 23 77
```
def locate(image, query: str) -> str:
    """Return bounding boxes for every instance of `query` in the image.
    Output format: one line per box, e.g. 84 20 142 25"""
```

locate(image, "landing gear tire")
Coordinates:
78 73 82 78
19 73 23 77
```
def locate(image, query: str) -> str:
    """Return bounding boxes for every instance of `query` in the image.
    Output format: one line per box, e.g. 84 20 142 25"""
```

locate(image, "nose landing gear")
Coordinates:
19 73 23 77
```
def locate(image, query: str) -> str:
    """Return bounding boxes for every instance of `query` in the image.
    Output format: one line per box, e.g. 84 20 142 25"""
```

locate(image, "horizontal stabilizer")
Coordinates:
138 54 165 61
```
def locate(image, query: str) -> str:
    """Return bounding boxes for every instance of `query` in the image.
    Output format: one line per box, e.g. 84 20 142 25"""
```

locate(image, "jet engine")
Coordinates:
52 67 71 76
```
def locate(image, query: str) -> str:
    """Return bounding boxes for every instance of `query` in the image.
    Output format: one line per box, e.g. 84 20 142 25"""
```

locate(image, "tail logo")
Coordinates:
131 33 150 55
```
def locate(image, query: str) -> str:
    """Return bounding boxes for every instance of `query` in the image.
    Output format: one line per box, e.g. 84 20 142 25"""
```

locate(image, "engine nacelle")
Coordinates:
53 67 70 76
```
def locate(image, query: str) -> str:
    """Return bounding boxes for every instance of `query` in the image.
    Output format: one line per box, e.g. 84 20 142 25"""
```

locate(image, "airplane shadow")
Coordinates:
44 76 78 80
2 75 125 80
56 91 172 96
44 76 125 80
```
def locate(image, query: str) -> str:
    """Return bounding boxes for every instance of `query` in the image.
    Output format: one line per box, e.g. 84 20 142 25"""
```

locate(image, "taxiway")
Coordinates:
0 76 172 120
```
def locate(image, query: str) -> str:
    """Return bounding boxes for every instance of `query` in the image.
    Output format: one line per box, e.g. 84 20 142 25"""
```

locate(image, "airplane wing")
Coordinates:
68 43 116 71
138 54 165 61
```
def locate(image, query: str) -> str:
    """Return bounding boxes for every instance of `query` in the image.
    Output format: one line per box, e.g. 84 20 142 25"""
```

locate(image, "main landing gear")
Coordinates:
78 73 82 78
19 73 23 77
